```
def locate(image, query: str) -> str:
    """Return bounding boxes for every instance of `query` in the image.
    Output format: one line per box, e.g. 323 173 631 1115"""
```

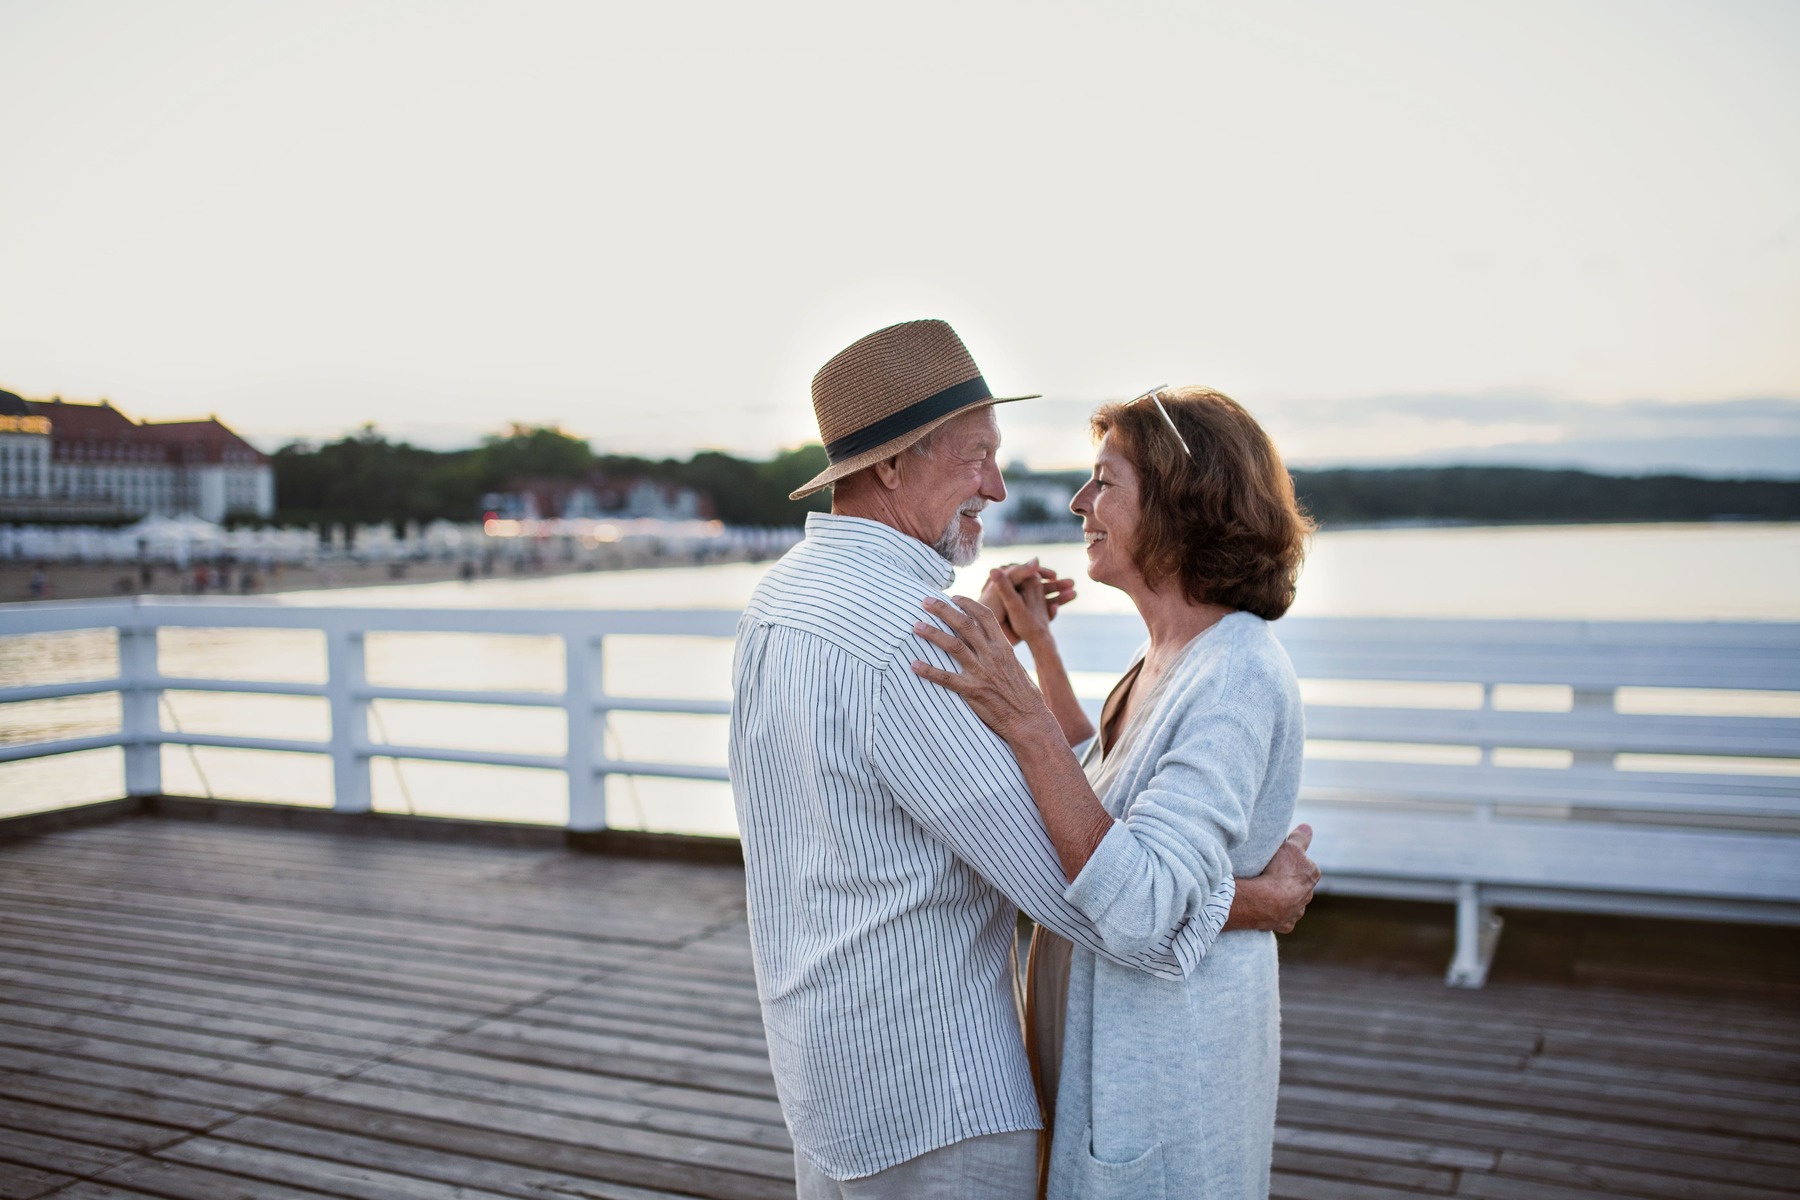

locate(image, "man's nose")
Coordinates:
982 460 1006 503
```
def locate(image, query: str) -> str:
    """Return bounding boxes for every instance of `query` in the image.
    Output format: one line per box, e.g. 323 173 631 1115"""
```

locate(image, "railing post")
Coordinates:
326 630 371 813
1446 880 1503 988
1570 687 1616 768
118 621 163 797
1474 684 1495 823
565 633 606 831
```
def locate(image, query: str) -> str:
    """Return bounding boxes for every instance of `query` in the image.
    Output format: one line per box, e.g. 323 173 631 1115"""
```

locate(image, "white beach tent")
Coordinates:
124 514 225 565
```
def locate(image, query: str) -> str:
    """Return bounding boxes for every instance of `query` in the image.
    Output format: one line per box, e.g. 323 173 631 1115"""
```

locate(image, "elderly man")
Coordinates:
729 319 1316 1199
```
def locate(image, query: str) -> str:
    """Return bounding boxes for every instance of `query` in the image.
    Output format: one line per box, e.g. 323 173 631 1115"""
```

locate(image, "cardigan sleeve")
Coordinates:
1064 690 1272 959
871 626 1233 978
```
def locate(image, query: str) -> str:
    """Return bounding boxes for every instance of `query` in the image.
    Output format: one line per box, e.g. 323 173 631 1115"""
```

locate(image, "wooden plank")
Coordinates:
0 930 538 1015
1278 1046 1800 1135
1270 1171 1446 1200
1272 1143 1460 1192
1494 1149 1800 1200
0 1046 260 1128
0 1072 239 1137
1280 1099 1800 1190
0 907 584 997
1525 1051 1800 1104
1535 1023 1800 1072
1 827 746 912
36 1186 172 1200
345 1060 792 1149
0 1095 186 1154
300 1078 796 1177
151 1136 533 1200
0 886 666 975
261 1097 795 1200
1277 1085 1800 1168
0 1022 336 1097
0 862 727 949
0 1000 380 1077
487 1007 773 1059
85 855 720 925
0 951 481 1031
59 1158 357 1200
0 1124 141 1178
213 1115 706 1200
0 1163 78 1200
0 978 440 1049
1450 1172 1669 1200
377 1046 787 1126
1276 1123 1495 1174
443 1029 778 1099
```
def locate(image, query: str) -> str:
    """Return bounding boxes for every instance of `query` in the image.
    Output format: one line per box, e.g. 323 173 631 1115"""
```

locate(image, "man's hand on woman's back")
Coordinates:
1223 825 1320 934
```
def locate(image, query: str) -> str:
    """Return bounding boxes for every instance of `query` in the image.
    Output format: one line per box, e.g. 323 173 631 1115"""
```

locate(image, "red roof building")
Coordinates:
0 395 273 522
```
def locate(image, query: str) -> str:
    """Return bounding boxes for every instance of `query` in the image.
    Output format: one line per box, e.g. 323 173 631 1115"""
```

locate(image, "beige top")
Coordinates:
1025 656 1155 1121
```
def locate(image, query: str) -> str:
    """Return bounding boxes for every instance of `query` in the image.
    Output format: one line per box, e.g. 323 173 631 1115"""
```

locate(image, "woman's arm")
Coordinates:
913 594 1316 937
914 594 1112 879
980 567 1096 747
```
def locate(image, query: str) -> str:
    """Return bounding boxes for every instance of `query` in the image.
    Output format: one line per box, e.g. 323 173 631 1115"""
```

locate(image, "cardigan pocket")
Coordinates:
1070 1127 1166 1200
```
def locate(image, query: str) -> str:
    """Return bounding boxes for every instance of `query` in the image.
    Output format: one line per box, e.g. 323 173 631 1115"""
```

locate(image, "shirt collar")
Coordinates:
804 512 956 590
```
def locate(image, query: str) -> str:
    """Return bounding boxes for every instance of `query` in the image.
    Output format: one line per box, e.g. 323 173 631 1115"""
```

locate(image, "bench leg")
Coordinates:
1446 881 1504 988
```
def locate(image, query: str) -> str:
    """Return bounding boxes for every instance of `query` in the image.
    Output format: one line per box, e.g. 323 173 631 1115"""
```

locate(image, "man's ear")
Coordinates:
870 454 905 491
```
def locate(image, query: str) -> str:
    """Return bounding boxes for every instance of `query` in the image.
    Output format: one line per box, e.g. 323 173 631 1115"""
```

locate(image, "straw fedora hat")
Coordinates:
789 319 1038 500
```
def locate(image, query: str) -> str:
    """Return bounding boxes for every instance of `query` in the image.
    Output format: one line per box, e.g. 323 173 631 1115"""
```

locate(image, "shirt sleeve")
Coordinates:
870 630 1232 979
1063 693 1269 959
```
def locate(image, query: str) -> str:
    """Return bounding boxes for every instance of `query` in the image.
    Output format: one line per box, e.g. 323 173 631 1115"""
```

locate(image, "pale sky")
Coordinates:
2 0 1797 472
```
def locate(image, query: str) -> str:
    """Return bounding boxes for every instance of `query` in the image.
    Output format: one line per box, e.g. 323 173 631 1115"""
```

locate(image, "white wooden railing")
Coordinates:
0 597 738 830
4 598 1799 984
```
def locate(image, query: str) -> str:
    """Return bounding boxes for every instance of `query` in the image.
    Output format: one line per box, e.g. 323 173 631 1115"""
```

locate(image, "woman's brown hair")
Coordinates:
1091 387 1313 620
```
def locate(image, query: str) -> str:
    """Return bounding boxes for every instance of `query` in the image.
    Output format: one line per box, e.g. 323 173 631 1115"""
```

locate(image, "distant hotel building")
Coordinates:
0 390 274 522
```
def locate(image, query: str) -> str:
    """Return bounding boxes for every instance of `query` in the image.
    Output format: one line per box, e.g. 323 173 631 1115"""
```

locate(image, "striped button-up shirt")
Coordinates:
729 514 1234 1180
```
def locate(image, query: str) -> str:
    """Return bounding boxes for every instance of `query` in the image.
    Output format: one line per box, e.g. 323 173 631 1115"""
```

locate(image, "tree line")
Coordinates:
270 425 1800 530
1291 466 1800 525
271 424 831 529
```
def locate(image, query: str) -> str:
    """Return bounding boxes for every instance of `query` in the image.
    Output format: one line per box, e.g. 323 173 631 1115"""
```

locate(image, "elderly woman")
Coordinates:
912 386 1314 1199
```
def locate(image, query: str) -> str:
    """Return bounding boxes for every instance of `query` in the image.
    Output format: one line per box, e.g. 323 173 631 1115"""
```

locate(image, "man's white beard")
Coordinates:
932 502 986 567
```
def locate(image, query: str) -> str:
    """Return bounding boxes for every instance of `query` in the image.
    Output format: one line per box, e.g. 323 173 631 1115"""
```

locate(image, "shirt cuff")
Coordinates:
1198 874 1236 944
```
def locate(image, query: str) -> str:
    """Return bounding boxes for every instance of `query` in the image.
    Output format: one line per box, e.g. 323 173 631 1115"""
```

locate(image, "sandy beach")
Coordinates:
0 543 769 604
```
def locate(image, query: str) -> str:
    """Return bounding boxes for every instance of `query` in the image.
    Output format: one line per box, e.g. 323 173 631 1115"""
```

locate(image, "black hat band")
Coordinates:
823 376 992 464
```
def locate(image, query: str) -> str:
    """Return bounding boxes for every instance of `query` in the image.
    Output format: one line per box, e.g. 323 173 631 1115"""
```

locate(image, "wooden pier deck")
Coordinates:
0 815 1796 1199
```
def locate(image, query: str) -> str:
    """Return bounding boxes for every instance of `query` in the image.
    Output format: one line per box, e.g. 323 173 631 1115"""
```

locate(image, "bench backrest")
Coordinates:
1051 615 1800 827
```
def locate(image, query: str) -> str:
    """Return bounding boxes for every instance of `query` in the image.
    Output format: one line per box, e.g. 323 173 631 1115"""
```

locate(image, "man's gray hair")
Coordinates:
905 428 941 459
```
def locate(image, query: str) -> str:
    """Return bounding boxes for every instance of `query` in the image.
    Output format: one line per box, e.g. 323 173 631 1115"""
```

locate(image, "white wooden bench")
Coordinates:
1052 615 1800 986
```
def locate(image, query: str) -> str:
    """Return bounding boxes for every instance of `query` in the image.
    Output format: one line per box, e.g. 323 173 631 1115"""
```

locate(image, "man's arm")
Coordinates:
1226 825 1319 933
872 633 1233 979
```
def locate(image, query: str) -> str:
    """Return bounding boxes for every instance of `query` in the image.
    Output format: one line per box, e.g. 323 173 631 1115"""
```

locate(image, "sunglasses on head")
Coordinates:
1126 385 1193 459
